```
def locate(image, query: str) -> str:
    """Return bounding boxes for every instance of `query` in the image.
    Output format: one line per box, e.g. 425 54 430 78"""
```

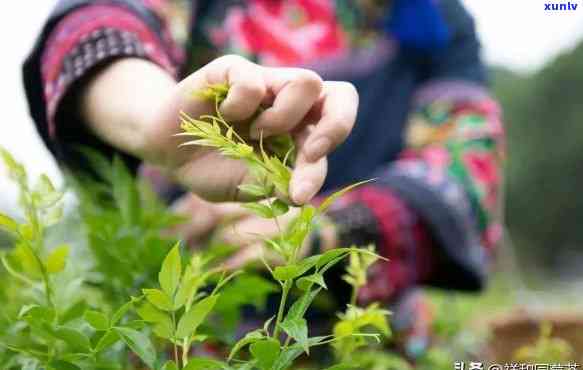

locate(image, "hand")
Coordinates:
82 56 359 205
169 193 247 248
214 206 339 270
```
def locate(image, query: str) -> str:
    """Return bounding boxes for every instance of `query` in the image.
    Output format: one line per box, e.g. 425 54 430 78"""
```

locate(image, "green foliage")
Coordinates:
0 85 395 370
513 322 574 362
68 148 184 305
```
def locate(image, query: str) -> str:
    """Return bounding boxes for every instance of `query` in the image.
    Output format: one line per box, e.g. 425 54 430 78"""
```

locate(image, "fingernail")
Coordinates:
292 180 317 205
306 137 331 161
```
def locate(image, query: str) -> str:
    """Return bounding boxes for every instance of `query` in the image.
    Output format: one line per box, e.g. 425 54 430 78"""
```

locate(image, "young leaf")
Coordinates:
159 243 182 297
0 213 18 234
271 346 304 370
316 248 351 269
271 199 289 217
238 184 268 198
296 273 327 291
113 327 157 369
279 317 309 353
183 357 226 370
111 301 133 325
162 361 179 370
84 310 109 331
95 330 120 352
250 338 281 370
46 244 70 274
136 302 174 339
228 329 265 361
318 179 375 214
285 288 321 323
143 288 174 311
174 274 203 310
272 265 300 281
242 202 275 219
53 326 92 353
176 294 219 338
324 365 356 370
47 360 81 370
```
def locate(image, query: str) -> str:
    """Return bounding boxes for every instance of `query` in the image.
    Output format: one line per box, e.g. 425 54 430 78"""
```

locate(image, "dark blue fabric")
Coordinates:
386 0 451 52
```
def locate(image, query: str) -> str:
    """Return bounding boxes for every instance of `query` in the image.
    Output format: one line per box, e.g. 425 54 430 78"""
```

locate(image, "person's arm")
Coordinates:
24 0 182 170
24 1 359 205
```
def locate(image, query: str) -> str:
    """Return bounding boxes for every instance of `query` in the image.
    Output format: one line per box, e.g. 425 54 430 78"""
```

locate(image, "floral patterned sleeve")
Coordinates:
320 0 504 303
23 0 184 165
323 81 504 304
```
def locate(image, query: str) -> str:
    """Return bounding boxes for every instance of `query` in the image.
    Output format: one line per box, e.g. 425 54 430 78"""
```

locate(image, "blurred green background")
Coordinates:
493 42 583 284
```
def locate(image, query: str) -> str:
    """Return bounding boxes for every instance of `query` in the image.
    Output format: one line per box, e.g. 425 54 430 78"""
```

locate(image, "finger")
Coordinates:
250 68 323 139
218 216 277 246
205 55 267 122
290 126 328 205
222 243 264 271
301 81 358 162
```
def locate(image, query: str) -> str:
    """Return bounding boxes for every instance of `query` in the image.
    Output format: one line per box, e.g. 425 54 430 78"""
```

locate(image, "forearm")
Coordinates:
81 58 177 161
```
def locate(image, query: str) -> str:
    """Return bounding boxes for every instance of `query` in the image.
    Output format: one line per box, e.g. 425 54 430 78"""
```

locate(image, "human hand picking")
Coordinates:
82 55 358 205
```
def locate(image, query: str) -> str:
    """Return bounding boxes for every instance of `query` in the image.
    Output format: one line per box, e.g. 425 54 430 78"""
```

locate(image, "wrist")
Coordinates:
81 58 177 161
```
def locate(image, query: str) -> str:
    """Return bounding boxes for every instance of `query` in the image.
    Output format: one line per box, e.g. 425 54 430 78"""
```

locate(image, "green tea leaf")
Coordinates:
143 288 174 311
279 317 309 353
162 361 179 370
272 346 304 370
271 199 289 217
111 301 133 325
324 364 356 370
228 329 265 361
175 274 203 310
176 294 219 338
238 184 268 197
273 265 300 281
286 288 321 322
316 248 351 269
53 326 92 353
111 156 139 225
46 244 70 274
296 273 327 291
159 242 182 298
0 213 18 234
242 202 275 219
95 330 120 352
183 357 226 370
60 301 88 324
47 360 81 370
84 310 109 331
113 327 157 369
318 179 375 214
250 338 281 370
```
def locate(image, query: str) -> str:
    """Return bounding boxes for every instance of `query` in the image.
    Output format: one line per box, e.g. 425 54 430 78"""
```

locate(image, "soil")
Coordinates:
482 309 583 362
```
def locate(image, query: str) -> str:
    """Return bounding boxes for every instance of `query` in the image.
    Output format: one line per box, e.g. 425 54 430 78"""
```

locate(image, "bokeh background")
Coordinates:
2 1 583 284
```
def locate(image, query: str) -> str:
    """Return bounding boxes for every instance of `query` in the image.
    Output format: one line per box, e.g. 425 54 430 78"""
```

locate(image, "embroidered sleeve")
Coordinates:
23 0 185 166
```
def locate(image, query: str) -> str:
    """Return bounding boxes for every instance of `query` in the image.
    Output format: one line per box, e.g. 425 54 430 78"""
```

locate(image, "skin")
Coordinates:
170 194 339 269
82 55 357 265
82 55 359 205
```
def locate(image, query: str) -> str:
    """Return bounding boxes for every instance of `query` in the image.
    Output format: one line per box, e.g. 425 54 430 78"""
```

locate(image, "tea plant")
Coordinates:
513 322 574 362
0 84 393 369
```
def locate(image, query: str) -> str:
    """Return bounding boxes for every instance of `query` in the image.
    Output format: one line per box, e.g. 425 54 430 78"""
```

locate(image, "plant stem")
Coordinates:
350 286 358 307
171 311 180 367
182 337 189 367
273 280 292 339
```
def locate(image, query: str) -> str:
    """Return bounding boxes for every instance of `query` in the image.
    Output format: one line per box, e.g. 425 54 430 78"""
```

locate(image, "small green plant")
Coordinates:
332 246 391 364
0 84 394 369
513 322 574 362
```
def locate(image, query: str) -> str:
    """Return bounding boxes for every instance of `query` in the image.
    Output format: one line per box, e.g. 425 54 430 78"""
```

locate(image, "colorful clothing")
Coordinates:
23 0 504 307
